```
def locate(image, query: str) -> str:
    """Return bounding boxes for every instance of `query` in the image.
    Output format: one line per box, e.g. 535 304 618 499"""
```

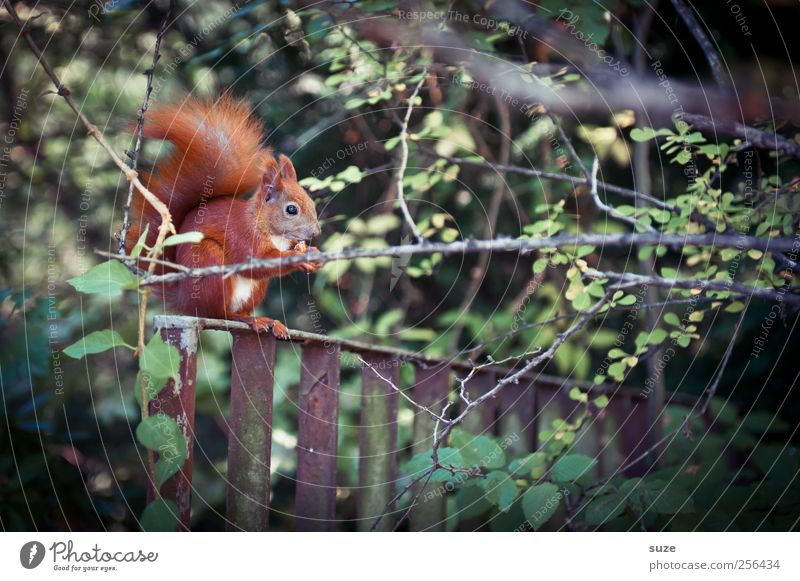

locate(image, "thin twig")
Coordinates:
459 293 741 357
119 0 176 257
586 268 798 305
682 113 800 159
358 356 449 423
95 249 191 272
669 0 728 88
434 152 679 211
589 157 655 231
395 67 428 243
2 0 175 244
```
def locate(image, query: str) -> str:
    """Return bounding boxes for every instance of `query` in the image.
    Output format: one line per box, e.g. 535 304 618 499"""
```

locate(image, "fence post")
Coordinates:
148 321 200 531
295 343 340 531
358 353 400 531
460 370 497 436
226 332 276 531
611 395 649 477
498 374 536 455
410 362 451 532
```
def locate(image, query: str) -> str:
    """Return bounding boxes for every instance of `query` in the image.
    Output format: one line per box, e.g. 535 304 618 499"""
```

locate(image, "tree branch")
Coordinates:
138 232 800 286
394 67 427 243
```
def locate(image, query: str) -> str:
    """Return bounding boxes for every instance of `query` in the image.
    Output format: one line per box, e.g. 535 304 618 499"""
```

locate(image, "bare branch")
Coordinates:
395 68 427 243
140 232 800 286
670 0 728 88
434 152 679 211
119 0 176 257
683 113 800 159
586 269 800 305
358 356 449 423
2 0 175 242
589 157 655 232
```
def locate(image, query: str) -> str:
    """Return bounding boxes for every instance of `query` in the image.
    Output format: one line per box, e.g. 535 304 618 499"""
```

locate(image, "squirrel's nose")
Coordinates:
312 222 321 238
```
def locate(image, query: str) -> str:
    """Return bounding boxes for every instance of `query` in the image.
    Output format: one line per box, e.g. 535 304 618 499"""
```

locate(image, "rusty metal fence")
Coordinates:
149 314 683 532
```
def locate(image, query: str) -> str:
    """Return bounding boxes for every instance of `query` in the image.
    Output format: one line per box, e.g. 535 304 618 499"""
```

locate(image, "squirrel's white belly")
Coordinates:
230 275 258 312
270 235 293 251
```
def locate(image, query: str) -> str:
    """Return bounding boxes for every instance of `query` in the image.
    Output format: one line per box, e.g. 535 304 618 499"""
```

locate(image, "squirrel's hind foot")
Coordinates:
235 316 290 339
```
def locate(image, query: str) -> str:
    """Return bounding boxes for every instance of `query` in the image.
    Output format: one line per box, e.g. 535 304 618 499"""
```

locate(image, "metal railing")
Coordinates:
148 314 690 531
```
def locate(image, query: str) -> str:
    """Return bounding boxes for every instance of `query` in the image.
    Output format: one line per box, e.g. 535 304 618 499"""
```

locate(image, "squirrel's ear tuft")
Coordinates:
262 158 280 201
278 154 297 182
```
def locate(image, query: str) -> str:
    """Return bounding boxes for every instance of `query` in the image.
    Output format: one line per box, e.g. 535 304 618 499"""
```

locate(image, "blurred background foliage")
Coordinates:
0 0 798 530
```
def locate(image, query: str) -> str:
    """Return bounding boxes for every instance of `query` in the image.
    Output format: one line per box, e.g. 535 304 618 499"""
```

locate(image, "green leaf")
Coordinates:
592 395 610 409
585 493 627 526
551 454 598 482
131 224 149 258
480 471 518 512
136 413 188 488
140 333 180 385
615 294 637 306
140 499 179 532
508 452 547 478
630 127 673 142
155 456 183 487
449 428 506 469
647 483 694 515
67 260 138 295
402 447 465 482
724 301 745 313
521 483 562 530
162 231 204 247
571 292 592 311
336 165 364 184
63 329 132 359
533 258 549 274
136 414 187 454
366 213 400 235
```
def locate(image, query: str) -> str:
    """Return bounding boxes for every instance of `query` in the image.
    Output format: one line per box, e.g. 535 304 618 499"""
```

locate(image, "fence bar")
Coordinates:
295 343 340 531
358 352 400 531
461 370 497 435
498 374 536 454
410 362 451 532
148 323 200 531
612 395 650 477
226 332 276 531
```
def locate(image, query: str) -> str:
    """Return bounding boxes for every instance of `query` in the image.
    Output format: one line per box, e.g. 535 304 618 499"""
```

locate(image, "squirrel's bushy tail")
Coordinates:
125 96 267 260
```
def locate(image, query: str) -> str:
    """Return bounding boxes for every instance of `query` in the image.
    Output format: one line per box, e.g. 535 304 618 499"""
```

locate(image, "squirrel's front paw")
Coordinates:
249 317 290 339
298 261 320 273
300 246 323 272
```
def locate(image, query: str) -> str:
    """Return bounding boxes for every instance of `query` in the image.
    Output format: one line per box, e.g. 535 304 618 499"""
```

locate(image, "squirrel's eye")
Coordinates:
286 204 299 216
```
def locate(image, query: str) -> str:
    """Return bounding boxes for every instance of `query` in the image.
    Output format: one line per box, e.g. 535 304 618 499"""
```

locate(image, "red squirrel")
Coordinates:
126 96 321 338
